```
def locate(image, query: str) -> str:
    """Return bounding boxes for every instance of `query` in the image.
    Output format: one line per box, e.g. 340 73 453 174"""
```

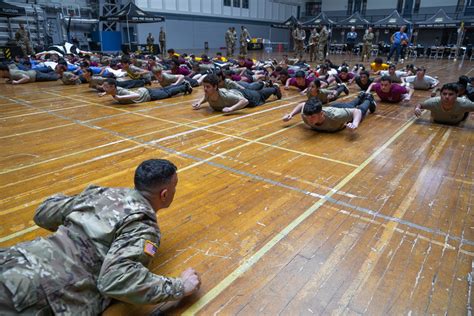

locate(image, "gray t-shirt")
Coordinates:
61 72 81 85
302 107 353 132
204 88 245 111
379 70 406 84
115 87 151 104
306 88 334 104
421 96 474 124
405 75 437 90
224 79 243 90
10 69 36 82
160 72 179 87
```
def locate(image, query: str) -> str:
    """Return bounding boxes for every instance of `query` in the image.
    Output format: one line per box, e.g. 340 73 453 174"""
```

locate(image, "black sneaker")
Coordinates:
357 91 366 101
273 83 282 100
183 81 193 95
341 83 349 95
265 80 274 88
365 93 377 113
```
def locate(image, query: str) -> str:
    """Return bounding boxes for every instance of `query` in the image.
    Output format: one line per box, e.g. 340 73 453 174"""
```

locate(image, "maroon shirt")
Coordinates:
289 77 314 91
172 66 191 76
373 83 408 102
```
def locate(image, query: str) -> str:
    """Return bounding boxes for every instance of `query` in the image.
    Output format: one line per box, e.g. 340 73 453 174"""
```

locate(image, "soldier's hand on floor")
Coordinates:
345 122 358 130
222 107 233 113
414 106 422 117
282 113 293 122
192 102 202 110
181 268 201 296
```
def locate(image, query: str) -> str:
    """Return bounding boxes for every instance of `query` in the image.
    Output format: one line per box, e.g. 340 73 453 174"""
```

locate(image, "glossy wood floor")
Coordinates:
1 52 473 315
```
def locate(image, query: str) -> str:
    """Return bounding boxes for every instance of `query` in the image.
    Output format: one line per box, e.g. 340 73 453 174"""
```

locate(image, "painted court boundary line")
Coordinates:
183 116 420 314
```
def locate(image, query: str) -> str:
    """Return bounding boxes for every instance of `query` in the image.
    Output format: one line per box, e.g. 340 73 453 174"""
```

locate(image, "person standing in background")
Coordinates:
345 26 357 58
225 27 235 57
159 27 166 56
292 24 306 60
361 26 374 62
147 32 155 54
240 26 251 56
308 27 320 62
15 23 33 57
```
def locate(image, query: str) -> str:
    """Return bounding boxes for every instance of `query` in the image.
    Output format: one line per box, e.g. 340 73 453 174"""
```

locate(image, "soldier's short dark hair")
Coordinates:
312 78 321 88
340 67 348 73
374 57 383 64
380 76 392 83
295 70 305 78
134 159 177 192
303 98 323 116
458 75 469 88
104 78 117 87
203 74 219 87
359 70 370 78
441 83 458 94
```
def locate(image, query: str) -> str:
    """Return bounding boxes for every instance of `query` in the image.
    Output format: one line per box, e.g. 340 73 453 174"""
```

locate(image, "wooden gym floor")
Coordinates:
0 53 473 315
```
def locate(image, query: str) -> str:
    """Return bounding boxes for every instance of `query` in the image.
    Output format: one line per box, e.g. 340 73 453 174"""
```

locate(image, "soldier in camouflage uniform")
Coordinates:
15 23 33 57
308 27 320 62
239 26 251 56
0 159 201 315
318 25 329 62
361 27 375 62
292 24 306 60
159 27 166 56
225 27 235 57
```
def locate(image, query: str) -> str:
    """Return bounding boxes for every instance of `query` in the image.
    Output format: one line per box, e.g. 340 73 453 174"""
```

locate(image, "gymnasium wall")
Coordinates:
135 0 298 50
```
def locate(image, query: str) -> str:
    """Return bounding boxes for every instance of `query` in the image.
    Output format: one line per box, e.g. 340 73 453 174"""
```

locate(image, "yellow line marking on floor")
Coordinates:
183 116 418 315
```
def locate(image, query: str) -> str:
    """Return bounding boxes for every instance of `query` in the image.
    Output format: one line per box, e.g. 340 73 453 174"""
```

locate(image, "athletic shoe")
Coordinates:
357 91 367 101
341 83 349 95
183 81 193 95
264 80 274 88
273 83 282 100
365 93 377 113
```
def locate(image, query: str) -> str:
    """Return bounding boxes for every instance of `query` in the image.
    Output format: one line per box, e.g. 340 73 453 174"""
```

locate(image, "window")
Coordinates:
223 0 231 6
361 0 367 14
456 0 465 12
305 2 321 16
347 0 353 15
242 0 249 9
397 0 404 13
354 0 361 12
414 0 421 14
233 0 240 8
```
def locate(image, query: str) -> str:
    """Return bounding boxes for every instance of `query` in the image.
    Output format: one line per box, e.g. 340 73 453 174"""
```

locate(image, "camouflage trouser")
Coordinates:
0 249 53 315
240 42 248 56
318 42 327 61
226 41 232 56
18 41 33 57
309 44 318 62
159 41 166 55
294 40 304 59
361 43 372 61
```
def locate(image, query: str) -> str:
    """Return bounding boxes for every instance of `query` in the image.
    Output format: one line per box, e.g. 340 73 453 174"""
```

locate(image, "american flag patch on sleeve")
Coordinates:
144 240 158 257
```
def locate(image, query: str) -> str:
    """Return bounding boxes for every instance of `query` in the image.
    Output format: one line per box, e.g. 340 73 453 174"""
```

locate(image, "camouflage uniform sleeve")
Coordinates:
33 194 78 231
33 185 103 231
97 214 184 304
